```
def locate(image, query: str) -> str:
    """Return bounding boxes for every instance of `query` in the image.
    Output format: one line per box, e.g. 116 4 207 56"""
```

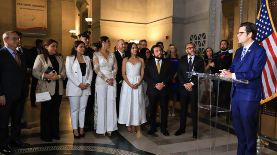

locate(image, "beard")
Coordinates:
220 47 228 51
154 55 162 59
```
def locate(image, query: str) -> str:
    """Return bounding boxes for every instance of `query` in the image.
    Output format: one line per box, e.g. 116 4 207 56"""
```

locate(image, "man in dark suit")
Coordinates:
0 31 30 154
29 39 44 107
220 22 266 155
213 40 233 112
144 44 172 136
175 42 204 138
114 39 125 116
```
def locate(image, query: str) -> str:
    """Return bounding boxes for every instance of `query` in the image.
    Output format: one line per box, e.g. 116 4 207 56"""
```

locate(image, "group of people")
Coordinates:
0 21 266 155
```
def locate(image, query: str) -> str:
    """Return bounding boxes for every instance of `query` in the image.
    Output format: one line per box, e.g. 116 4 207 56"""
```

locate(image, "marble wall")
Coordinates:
0 0 76 56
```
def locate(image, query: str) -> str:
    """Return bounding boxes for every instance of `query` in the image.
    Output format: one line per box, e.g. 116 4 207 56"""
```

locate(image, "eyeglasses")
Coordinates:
186 47 194 50
237 32 247 35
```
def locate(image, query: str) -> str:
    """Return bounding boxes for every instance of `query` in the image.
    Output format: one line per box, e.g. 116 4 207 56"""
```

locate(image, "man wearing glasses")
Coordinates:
0 31 30 154
175 42 204 138
220 22 267 155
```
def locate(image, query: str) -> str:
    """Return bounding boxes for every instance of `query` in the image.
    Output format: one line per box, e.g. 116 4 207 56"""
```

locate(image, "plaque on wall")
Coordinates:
16 0 47 36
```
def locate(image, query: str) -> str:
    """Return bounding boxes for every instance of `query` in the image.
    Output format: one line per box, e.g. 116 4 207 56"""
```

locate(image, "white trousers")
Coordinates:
69 95 89 129
95 84 118 134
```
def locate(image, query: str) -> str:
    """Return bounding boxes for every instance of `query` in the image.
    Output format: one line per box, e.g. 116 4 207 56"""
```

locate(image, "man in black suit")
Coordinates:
175 42 204 138
29 39 44 107
114 39 125 116
213 40 233 113
0 31 30 154
144 44 172 136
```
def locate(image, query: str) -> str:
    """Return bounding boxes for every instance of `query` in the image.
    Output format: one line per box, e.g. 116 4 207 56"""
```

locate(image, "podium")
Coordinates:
187 72 248 153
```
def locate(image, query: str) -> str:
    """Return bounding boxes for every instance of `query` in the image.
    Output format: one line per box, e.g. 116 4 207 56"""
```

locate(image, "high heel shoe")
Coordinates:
107 131 112 136
79 133 85 138
73 130 80 139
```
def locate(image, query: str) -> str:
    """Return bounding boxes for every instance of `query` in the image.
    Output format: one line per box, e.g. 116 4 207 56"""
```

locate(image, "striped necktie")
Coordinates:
13 51 21 66
241 48 247 60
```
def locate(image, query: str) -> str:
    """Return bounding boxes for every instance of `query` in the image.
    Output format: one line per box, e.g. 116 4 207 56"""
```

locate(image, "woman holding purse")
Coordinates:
32 39 66 142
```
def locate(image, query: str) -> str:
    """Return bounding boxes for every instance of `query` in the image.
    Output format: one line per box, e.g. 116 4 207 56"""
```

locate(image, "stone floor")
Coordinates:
9 97 277 155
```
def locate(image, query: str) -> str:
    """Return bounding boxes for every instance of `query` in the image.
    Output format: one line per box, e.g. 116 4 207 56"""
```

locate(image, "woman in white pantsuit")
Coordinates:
66 40 93 138
93 36 118 135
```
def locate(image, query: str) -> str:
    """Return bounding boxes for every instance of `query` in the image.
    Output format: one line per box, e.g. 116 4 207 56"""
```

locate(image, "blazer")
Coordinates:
178 55 204 87
0 47 27 102
65 55 93 96
32 54 66 96
229 41 267 102
144 58 173 95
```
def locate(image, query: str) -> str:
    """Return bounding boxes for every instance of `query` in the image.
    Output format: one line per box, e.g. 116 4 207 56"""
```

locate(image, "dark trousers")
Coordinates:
40 94 62 140
116 83 122 116
0 98 24 146
84 84 95 130
30 76 38 105
148 93 169 132
232 93 259 155
179 87 198 136
213 81 231 109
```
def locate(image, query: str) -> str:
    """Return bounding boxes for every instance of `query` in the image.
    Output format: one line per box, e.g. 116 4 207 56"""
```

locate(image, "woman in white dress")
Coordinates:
118 43 146 133
65 40 93 138
93 36 118 135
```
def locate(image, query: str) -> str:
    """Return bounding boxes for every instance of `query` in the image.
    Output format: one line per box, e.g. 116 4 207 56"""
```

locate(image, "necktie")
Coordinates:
122 53 125 58
188 57 192 71
156 59 161 74
241 48 247 60
13 51 21 66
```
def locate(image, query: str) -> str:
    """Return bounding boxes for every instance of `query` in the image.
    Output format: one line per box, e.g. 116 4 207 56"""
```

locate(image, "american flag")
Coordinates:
256 0 277 104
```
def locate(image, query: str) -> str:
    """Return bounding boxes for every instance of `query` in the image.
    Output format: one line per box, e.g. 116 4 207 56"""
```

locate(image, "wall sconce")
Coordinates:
69 29 77 39
85 18 93 28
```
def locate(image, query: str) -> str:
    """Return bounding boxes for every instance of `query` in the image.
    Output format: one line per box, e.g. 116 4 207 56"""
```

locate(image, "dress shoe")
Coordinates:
193 134 198 139
174 129 186 136
161 130 170 136
10 140 30 148
0 145 14 154
147 130 158 137
53 136 60 140
41 137 52 142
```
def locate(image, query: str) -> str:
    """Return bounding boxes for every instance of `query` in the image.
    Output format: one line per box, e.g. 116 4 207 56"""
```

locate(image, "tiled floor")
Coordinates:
12 97 277 155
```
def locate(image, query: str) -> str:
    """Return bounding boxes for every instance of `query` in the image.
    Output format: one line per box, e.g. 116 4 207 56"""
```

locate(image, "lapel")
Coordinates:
84 56 90 78
236 42 256 70
183 56 189 71
151 59 159 77
4 47 22 69
72 57 82 77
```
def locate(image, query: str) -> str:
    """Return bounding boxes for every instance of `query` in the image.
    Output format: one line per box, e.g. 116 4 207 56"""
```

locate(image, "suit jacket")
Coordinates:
0 47 27 102
214 50 233 73
144 58 172 95
229 41 267 101
65 56 93 96
32 54 66 96
114 50 125 84
178 55 204 87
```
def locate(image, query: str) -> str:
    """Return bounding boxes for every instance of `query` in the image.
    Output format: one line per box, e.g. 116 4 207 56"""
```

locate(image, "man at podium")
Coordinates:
220 22 266 155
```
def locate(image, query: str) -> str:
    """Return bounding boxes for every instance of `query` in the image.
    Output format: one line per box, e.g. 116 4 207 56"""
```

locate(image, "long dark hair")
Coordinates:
203 47 214 64
126 42 137 58
43 39 58 63
71 40 85 60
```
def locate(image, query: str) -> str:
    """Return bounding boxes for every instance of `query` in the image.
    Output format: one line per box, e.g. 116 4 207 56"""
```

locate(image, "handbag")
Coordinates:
36 92 51 102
